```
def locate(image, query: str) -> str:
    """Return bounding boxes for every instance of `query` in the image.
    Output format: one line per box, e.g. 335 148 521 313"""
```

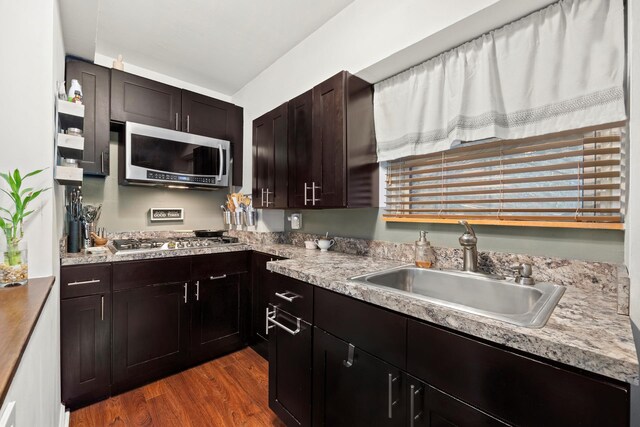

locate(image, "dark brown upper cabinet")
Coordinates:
65 60 111 176
110 71 244 186
288 90 314 208
252 103 288 209
286 71 378 209
181 90 232 138
110 69 182 130
182 90 244 186
312 71 378 208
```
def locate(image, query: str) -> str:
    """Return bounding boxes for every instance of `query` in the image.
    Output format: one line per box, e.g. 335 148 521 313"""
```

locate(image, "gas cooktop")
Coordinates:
112 236 239 254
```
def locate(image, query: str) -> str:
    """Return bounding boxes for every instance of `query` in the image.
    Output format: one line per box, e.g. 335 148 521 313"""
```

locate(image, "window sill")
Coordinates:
382 216 624 230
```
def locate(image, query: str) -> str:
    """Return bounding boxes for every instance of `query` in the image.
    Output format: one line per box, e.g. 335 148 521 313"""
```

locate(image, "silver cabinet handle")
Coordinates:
410 384 423 427
388 373 399 419
304 182 309 206
343 343 355 368
265 188 273 206
266 306 301 335
312 181 316 206
101 152 105 173
187 114 190 133
195 280 200 301
261 188 265 207
183 283 188 303
175 112 179 130
310 182 321 205
209 274 227 280
266 307 275 335
67 279 100 286
101 295 104 321
274 291 300 302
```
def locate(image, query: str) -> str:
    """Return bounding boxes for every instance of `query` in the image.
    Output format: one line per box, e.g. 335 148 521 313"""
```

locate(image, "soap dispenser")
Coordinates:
415 231 434 268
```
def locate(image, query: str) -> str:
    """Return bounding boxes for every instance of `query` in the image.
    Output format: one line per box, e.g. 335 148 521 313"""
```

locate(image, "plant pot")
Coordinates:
0 241 28 287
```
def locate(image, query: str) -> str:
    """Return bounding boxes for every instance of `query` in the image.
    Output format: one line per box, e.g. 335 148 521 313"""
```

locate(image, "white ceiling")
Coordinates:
60 0 355 95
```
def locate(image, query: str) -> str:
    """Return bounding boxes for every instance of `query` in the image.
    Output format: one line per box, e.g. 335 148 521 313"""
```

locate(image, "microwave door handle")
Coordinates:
218 145 224 182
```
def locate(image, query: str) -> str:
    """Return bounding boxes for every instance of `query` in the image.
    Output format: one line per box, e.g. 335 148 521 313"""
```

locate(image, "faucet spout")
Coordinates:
459 220 476 237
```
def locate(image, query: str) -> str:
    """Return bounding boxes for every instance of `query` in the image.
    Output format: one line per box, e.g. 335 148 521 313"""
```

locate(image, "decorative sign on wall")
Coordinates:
149 208 184 222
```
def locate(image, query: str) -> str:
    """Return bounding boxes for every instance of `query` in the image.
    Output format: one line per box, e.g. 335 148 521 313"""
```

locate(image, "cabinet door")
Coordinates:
253 110 273 209
181 90 232 138
230 105 244 187
65 60 111 176
406 375 508 427
312 72 346 207
61 294 111 409
112 282 189 393
288 90 313 208
312 328 405 427
110 69 182 130
190 273 246 364
252 103 288 208
269 309 313 427
251 253 281 358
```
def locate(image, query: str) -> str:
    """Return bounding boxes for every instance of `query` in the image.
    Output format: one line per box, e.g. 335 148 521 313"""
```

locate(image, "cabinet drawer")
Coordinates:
61 264 111 299
314 288 406 369
191 251 250 279
407 319 629 426
269 273 313 321
112 257 191 291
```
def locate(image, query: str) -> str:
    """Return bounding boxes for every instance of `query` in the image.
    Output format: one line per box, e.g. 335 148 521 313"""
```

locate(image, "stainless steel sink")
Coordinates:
350 265 565 328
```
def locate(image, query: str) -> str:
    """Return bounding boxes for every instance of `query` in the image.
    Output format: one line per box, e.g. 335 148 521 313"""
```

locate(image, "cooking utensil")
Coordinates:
194 230 226 238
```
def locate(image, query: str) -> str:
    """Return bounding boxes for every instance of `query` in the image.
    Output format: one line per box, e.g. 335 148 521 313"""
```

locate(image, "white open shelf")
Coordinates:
57 99 84 130
55 165 83 186
55 97 84 186
57 132 84 160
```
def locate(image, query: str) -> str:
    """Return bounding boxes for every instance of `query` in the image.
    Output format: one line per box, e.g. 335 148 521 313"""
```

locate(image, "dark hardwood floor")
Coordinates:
71 348 285 427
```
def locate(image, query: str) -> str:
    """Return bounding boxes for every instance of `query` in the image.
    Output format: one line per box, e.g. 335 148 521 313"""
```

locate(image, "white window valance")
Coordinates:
374 0 626 162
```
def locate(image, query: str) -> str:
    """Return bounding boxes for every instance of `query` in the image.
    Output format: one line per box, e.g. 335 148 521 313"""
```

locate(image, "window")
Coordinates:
383 127 624 229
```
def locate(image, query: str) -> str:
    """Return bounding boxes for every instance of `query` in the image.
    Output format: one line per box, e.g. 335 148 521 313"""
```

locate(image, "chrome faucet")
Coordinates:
458 220 478 272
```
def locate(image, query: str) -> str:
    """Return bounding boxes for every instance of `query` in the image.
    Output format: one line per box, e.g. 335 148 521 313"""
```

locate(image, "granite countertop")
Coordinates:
60 243 639 385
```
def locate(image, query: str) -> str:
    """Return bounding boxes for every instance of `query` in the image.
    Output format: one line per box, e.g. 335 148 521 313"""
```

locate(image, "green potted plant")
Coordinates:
0 168 48 287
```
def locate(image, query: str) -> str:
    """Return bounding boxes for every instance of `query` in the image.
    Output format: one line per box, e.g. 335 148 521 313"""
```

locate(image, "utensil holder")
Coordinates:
67 220 81 253
243 211 257 226
232 211 243 226
223 211 231 225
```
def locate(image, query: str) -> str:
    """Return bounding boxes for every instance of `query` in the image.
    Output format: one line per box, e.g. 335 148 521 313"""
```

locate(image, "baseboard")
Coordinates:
58 404 69 427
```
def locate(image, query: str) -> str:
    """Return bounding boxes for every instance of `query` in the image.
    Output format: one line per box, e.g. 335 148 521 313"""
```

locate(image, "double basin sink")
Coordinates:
350 266 565 328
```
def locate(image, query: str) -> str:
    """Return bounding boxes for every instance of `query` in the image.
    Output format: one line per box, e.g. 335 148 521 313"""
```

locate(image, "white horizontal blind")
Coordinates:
384 128 623 225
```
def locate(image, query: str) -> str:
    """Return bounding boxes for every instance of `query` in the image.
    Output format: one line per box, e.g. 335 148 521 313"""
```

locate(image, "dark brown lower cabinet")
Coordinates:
406 375 507 427
306 284 631 427
61 294 111 409
268 308 312 427
112 281 190 393
251 252 285 359
190 272 247 364
312 328 405 427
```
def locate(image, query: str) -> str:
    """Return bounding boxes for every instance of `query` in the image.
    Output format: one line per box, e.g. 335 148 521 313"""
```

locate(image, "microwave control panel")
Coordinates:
147 171 216 184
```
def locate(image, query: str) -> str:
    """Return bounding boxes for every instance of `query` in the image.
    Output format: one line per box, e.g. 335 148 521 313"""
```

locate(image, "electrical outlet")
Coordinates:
289 213 302 229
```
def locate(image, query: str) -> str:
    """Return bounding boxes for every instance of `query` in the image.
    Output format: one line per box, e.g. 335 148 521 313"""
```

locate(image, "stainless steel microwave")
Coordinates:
123 122 230 189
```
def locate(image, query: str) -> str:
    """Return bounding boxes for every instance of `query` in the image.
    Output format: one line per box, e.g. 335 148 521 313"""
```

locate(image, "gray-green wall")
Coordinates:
82 134 227 232
285 208 625 263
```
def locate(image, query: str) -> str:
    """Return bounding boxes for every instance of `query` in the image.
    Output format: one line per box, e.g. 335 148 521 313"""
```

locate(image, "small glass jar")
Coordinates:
1 240 28 287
